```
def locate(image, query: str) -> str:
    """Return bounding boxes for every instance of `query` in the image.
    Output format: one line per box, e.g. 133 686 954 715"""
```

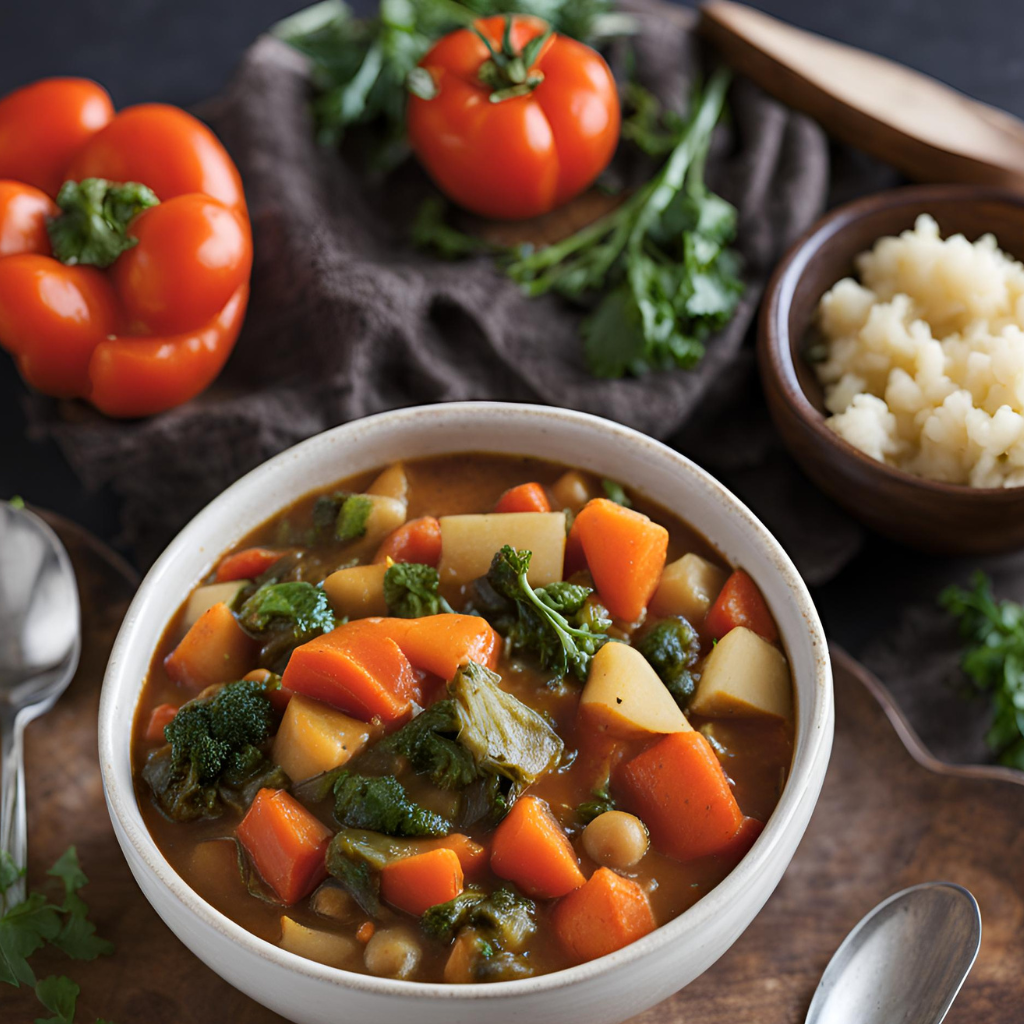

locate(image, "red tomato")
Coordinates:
0 181 57 257
407 15 620 220
66 104 247 214
0 254 118 395
112 194 252 334
0 78 114 196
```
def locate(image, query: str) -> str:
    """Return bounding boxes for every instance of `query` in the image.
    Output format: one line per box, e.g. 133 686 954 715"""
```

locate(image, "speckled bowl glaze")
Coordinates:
99 402 833 1024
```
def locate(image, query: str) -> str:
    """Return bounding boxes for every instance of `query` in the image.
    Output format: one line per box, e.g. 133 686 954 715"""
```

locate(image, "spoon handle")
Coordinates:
0 708 28 906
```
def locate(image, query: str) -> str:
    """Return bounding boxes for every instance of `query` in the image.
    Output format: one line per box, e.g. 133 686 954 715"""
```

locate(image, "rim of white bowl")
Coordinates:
99 401 832 1002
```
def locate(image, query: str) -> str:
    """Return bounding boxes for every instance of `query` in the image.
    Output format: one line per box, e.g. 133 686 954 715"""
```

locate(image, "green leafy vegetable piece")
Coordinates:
332 772 452 836
384 562 454 618
47 178 159 268
46 848 113 962
449 660 562 794
600 478 632 508
0 893 60 986
0 851 23 895
637 617 700 708
34 974 79 1024
237 581 336 639
485 545 609 680
422 886 535 949
575 782 615 825
336 494 373 542
142 679 278 821
940 572 1024 768
507 68 742 378
379 699 478 789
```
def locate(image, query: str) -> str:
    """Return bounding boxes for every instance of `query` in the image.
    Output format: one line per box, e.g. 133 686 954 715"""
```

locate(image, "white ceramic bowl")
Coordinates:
99 402 833 1024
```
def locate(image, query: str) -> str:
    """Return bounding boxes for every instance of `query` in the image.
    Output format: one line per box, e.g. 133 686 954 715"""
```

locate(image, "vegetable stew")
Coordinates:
131 454 795 983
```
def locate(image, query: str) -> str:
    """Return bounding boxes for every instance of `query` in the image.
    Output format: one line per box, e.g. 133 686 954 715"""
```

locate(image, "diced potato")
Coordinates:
551 470 598 513
367 463 408 503
272 693 373 781
689 626 792 721
322 563 388 619
650 553 728 623
164 602 257 689
279 916 360 969
438 512 565 587
579 642 692 738
183 579 248 629
363 495 408 548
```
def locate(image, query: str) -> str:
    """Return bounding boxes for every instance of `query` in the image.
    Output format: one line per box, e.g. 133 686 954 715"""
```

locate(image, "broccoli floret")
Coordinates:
485 546 609 681
379 699 478 790
236 580 336 670
384 562 454 618
143 679 279 821
332 772 451 837
637 617 700 708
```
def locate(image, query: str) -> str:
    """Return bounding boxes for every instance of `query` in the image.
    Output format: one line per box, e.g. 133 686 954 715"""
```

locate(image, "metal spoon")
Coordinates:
0 503 80 905
807 882 982 1024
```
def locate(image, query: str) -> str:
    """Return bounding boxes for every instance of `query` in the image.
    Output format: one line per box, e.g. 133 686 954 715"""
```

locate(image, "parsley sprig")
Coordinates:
0 847 115 1023
941 571 1024 769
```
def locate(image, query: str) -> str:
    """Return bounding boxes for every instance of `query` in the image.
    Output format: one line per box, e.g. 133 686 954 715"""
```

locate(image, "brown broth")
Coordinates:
130 453 795 983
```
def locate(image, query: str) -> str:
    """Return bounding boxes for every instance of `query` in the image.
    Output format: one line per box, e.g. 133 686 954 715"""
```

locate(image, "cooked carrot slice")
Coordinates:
423 833 489 881
704 570 779 643
380 847 465 916
164 601 257 689
281 627 418 723
552 867 656 963
716 816 765 869
237 788 332 905
356 921 375 944
145 703 178 742
494 482 552 514
373 516 442 566
619 732 744 861
572 499 668 622
214 546 282 582
490 795 584 898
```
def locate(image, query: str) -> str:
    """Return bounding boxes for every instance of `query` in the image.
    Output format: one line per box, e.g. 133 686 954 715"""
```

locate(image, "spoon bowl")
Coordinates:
806 882 981 1024
0 503 81 903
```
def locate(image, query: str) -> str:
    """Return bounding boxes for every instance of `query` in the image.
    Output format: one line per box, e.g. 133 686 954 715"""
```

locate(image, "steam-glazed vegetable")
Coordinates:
133 453 794 982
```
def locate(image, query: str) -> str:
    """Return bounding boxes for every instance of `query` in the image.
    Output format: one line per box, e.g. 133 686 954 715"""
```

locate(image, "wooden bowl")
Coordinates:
758 184 1024 554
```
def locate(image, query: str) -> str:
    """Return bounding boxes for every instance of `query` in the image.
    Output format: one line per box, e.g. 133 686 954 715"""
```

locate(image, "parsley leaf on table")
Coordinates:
941 571 1024 769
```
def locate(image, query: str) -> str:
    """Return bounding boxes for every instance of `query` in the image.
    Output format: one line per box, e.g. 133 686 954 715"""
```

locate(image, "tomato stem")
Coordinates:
473 15 551 104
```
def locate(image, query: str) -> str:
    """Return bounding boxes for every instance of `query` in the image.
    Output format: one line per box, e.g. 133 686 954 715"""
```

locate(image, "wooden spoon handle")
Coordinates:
700 0 1024 191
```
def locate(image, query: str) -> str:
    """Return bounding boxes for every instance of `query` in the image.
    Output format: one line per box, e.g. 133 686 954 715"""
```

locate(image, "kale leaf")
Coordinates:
637 617 700 708
324 829 424 917
379 699 478 790
332 772 451 836
384 562 454 618
311 491 374 543
485 545 609 680
142 679 283 821
421 886 536 949
941 571 1024 768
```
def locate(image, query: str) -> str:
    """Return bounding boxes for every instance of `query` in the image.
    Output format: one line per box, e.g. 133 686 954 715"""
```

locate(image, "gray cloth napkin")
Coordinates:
34 1 858 578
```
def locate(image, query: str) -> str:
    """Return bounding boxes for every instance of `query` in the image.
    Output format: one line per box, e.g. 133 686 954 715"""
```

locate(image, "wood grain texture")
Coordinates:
758 183 1024 554
6 522 1024 1021
700 0 1024 191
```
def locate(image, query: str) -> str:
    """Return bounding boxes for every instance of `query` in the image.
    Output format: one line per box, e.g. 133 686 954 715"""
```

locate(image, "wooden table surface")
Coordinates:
6 519 1023 1022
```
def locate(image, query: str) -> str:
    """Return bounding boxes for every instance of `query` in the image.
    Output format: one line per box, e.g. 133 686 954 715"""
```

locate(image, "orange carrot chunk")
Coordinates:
373 516 443 566
380 847 465 917
572 499 668 622
215 546 282 582
281 628 417 723
145 703 178 742
552 867 656 964
494 482 552 514
164 601 258 690
619 732 744 861
237 788 332 905
396 614 501 679
716 816 765 869
423 834 489 881
490 795 584 898
356 921 375 944
704 569 779 643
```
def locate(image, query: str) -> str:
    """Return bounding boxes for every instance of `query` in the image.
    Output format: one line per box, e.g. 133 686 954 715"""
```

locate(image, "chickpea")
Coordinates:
310 882 356 923
364 927 422 979
582 811 649 869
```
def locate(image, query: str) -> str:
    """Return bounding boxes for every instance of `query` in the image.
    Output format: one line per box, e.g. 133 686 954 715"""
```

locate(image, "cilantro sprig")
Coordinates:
941 572 1024 769
0 846 115 1023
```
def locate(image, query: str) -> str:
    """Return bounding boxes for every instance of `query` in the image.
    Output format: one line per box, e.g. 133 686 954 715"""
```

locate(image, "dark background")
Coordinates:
2 0 1022 654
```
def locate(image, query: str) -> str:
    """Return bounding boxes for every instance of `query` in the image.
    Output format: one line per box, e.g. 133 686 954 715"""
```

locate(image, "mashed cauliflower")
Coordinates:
814 214 1024 487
